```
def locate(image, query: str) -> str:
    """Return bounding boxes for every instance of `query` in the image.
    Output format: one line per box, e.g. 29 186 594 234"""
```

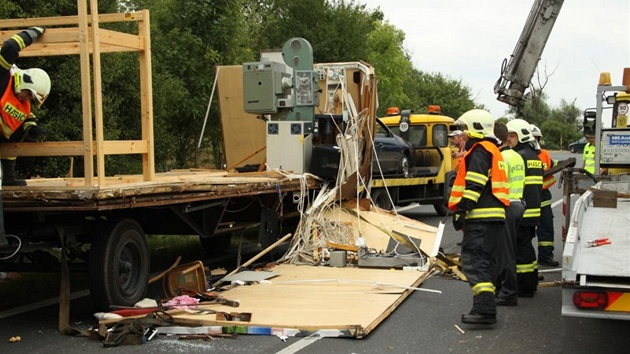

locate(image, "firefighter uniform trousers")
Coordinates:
495 200 525 300
516 224 538 293
461 221 504 315
537 194 554 262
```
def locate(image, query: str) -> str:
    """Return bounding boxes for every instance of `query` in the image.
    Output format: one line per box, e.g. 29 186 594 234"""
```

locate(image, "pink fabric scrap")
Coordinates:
163 295 200 309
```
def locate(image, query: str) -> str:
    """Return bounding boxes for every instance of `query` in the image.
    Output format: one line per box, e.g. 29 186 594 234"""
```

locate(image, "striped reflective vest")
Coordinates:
514 143 543 226
500 147 525 200
448 140 510 221
583 143 595 174
0 75 30 139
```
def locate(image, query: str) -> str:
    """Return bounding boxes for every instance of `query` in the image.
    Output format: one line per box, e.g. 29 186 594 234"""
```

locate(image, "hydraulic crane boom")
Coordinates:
494 0 565 108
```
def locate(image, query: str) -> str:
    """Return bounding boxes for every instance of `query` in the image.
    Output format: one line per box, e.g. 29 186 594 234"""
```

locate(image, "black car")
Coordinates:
568 137 587 153
373 117 415 177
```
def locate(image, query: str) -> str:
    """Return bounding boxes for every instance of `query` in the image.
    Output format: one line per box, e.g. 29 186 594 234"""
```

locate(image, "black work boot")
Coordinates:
461 312 497 324
1 159 26 186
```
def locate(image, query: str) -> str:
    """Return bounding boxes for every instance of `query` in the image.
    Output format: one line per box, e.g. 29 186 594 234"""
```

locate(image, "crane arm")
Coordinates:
494 0 565 108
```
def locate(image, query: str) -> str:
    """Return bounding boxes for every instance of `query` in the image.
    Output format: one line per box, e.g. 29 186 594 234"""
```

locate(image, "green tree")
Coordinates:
402 69 477 119
364 21 413 115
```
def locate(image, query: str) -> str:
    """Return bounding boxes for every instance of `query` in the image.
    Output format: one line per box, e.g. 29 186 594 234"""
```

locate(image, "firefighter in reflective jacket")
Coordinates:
0 26 50 248
530 124 559 267
448 109 510 325
506 119 543 297
0 26 50 187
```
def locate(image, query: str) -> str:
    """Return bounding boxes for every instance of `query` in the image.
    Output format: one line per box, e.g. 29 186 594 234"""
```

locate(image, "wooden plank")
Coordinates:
90 0 106 187
1 142 85 157
0 140 150 157
98 29 143 50
78 0 94 186
138 9 155 181
0 12 144 29
0 28 81 43
0 28 143 56
10 42 140 57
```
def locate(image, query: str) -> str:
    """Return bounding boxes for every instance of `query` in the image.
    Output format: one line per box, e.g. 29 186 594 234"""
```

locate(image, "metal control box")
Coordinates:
266 121 313 174
243 61 291 114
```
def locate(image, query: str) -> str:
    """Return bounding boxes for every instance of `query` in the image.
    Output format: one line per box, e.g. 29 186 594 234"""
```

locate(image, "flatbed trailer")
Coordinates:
1 170 319 311
0 3 325 311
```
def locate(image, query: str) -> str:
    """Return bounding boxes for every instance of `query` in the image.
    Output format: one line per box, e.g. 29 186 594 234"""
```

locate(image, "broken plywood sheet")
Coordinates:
169 264 431 338
321 206 438 255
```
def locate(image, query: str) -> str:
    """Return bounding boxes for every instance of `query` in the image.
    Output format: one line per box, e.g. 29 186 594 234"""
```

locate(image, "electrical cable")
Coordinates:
0 235 22 260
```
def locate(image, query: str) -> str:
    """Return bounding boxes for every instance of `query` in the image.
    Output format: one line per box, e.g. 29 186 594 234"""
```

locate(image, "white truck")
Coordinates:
560 78 630 320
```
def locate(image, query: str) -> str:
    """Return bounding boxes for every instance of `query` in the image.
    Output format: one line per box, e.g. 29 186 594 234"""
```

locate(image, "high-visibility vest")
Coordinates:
583 143 595 174
501 148 525 200
448 141 510 217
1 75 31 139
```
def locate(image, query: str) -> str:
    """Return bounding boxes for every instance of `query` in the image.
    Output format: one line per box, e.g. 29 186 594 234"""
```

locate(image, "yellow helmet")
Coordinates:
507 119 534 143
456 109 495 139
14 68 51 108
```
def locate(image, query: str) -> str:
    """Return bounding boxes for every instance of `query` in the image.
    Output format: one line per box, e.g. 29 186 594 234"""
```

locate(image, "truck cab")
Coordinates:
378 106 456 177
369 106 457 215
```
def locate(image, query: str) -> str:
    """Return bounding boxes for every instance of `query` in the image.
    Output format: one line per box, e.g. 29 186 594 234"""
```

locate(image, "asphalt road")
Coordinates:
2 151 630 353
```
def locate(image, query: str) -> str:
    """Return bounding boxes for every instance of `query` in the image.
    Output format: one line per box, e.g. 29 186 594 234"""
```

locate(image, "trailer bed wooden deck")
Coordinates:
2 170 319 212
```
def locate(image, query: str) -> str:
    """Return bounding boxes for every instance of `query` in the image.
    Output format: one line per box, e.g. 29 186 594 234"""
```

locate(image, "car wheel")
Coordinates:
371 188 393 211
570 146 576 153
399 155 410 177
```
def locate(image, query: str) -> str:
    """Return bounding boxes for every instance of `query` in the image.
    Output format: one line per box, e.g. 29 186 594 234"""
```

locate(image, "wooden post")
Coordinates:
90 0 106 186
77 0 95 186
138 9 155 181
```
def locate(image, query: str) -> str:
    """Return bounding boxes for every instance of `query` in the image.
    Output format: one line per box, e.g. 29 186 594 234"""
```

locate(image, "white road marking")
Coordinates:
552 199 563 208
275 333 323 354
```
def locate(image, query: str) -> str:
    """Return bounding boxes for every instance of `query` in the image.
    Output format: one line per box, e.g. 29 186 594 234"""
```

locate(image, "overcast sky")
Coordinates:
358 0 630 120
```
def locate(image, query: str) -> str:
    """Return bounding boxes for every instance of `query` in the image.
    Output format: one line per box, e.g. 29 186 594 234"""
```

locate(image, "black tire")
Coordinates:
570 146 576 153
371 188 393 211
433 203 453 216
199 234 232 255
89 218 149 311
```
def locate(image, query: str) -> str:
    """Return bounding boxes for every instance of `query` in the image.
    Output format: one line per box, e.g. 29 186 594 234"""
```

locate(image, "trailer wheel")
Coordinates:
88 218 149 311
433 203 453 216
371 188 393 211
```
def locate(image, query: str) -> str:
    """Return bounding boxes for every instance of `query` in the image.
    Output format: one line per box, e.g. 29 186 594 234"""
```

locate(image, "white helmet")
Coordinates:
507 119 534 143
14 68 51 108
530 124 542 138
456 109 495 139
